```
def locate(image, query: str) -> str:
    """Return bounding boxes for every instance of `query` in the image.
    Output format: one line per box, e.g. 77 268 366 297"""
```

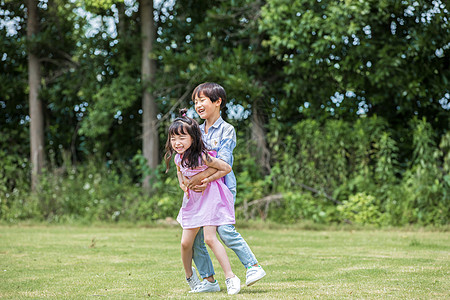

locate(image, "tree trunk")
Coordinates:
140 0 158 193
27 0 45 191
251 101 271 175
118 2 126 38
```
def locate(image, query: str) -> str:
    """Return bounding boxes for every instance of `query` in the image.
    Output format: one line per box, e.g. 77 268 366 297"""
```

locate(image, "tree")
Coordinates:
154 0 284 175
259 0 450 133
2 0 81 190
0 1 30 193
140 0 158 193
75 0 160 192
27 0 45 191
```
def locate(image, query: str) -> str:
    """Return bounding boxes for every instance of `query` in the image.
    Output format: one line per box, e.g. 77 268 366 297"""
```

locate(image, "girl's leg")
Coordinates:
203 226 234 279
181 228 200 278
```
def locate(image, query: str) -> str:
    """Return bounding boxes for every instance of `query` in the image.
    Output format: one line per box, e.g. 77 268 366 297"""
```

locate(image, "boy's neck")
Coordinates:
204 113 221 133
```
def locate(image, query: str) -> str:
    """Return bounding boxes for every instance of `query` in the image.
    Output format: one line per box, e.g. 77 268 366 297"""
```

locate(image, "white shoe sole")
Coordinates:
246 270 266 286
189 282 221 293
228 287 241 295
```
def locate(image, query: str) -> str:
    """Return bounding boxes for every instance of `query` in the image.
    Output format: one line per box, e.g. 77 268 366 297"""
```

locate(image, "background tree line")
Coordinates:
0 0 449 225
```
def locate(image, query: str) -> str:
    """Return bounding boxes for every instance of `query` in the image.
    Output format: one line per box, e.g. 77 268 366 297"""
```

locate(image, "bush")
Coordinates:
266 192 336 224
1 116 448 227
337 193 385 226
1 155 183 223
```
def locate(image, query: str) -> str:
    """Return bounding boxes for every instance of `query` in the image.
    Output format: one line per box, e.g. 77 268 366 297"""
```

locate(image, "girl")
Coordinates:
164 108 241 295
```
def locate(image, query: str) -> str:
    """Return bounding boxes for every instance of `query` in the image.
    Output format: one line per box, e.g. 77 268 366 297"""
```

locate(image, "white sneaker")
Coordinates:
186 267 201 291
189 279 220 293
225 275 241 295
246 265 266 286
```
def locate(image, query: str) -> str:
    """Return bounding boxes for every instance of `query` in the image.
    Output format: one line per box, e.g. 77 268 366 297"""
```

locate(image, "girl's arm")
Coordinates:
176 165 188 195
201 153 232 185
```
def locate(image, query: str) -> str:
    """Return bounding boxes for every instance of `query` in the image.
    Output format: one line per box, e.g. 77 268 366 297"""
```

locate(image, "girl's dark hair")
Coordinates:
164 108 210 172
191 82 227 109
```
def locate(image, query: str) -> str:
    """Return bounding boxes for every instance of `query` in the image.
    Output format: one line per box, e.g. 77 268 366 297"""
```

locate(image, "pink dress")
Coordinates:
175 152 235 229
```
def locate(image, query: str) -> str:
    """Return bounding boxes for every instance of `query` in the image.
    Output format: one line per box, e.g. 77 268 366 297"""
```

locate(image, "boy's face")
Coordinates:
194 93 221 120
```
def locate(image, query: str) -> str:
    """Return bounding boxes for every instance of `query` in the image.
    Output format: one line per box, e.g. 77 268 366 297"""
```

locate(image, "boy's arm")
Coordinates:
185 167 218 190
187 126 236 190
215 128 236 168
200 167 228 185
201 154 232 184
217 139 236 167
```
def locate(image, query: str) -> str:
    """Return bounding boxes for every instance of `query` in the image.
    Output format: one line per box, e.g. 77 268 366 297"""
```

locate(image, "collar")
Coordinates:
200 116 224 130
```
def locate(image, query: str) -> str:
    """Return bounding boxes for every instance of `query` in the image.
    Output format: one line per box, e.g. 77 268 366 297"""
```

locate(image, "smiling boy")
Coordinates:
184 82 266 293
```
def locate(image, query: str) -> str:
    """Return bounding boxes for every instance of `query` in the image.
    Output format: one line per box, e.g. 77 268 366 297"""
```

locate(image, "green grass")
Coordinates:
0 224 449 299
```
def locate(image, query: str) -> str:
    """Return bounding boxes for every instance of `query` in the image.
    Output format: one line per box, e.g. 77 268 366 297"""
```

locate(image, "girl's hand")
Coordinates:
180 184 189 199
201 177 210 185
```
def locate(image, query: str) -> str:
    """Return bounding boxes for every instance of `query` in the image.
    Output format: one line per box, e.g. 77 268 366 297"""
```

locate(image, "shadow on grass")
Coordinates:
239 289 269 294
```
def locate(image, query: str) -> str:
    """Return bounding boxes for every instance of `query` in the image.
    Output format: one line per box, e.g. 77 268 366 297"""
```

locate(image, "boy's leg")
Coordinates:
192 228 215 278
217 224 258 268
217 224 266 286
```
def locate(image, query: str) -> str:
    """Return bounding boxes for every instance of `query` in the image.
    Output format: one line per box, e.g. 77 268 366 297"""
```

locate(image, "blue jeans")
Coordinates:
192 193 258 278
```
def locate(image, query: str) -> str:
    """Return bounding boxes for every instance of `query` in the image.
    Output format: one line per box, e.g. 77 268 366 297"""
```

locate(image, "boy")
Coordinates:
184 82 266 293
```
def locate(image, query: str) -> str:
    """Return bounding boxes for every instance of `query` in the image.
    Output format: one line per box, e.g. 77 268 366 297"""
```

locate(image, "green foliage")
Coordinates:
395 118 450 225
0 126 32 222
80 75 140 137
267 192 334 224
1 0 449 227
259 0 450 133
1 116 448 226
0 156 183 223
82 0 124 12
269 117 388 197
337 193 384 226
266 116 448 226
441 132 450 174
233 136 272 207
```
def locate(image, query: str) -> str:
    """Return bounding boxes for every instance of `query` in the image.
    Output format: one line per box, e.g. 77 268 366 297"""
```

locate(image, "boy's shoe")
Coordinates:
246 265 266 286
189 279 220 293
225 275 241 295
186 267 201 291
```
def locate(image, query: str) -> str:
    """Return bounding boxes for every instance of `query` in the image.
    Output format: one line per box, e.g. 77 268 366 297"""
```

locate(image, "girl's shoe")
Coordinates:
246 265 266 286
189 279 220 293
186 267 201 291
225 275 241 295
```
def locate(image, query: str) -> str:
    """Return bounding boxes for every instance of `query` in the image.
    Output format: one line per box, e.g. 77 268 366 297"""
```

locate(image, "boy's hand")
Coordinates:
191 183 207 193
185 174 203 190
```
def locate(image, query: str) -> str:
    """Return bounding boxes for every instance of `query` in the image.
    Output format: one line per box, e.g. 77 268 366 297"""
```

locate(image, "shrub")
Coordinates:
337 193 385 226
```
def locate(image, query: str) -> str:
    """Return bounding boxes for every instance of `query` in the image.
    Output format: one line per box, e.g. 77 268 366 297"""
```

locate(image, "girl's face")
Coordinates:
194 93 221 120
170 133 193 155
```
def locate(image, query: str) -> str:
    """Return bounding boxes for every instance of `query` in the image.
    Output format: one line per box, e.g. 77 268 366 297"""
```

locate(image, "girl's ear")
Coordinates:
216 98 222 107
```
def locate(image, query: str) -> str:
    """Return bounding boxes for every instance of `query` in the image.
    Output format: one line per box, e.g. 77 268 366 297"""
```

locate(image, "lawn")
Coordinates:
0 224 449 299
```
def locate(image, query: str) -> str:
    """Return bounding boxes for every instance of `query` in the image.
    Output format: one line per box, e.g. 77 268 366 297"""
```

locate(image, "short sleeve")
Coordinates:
174 153 181 167
207 150 217 158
